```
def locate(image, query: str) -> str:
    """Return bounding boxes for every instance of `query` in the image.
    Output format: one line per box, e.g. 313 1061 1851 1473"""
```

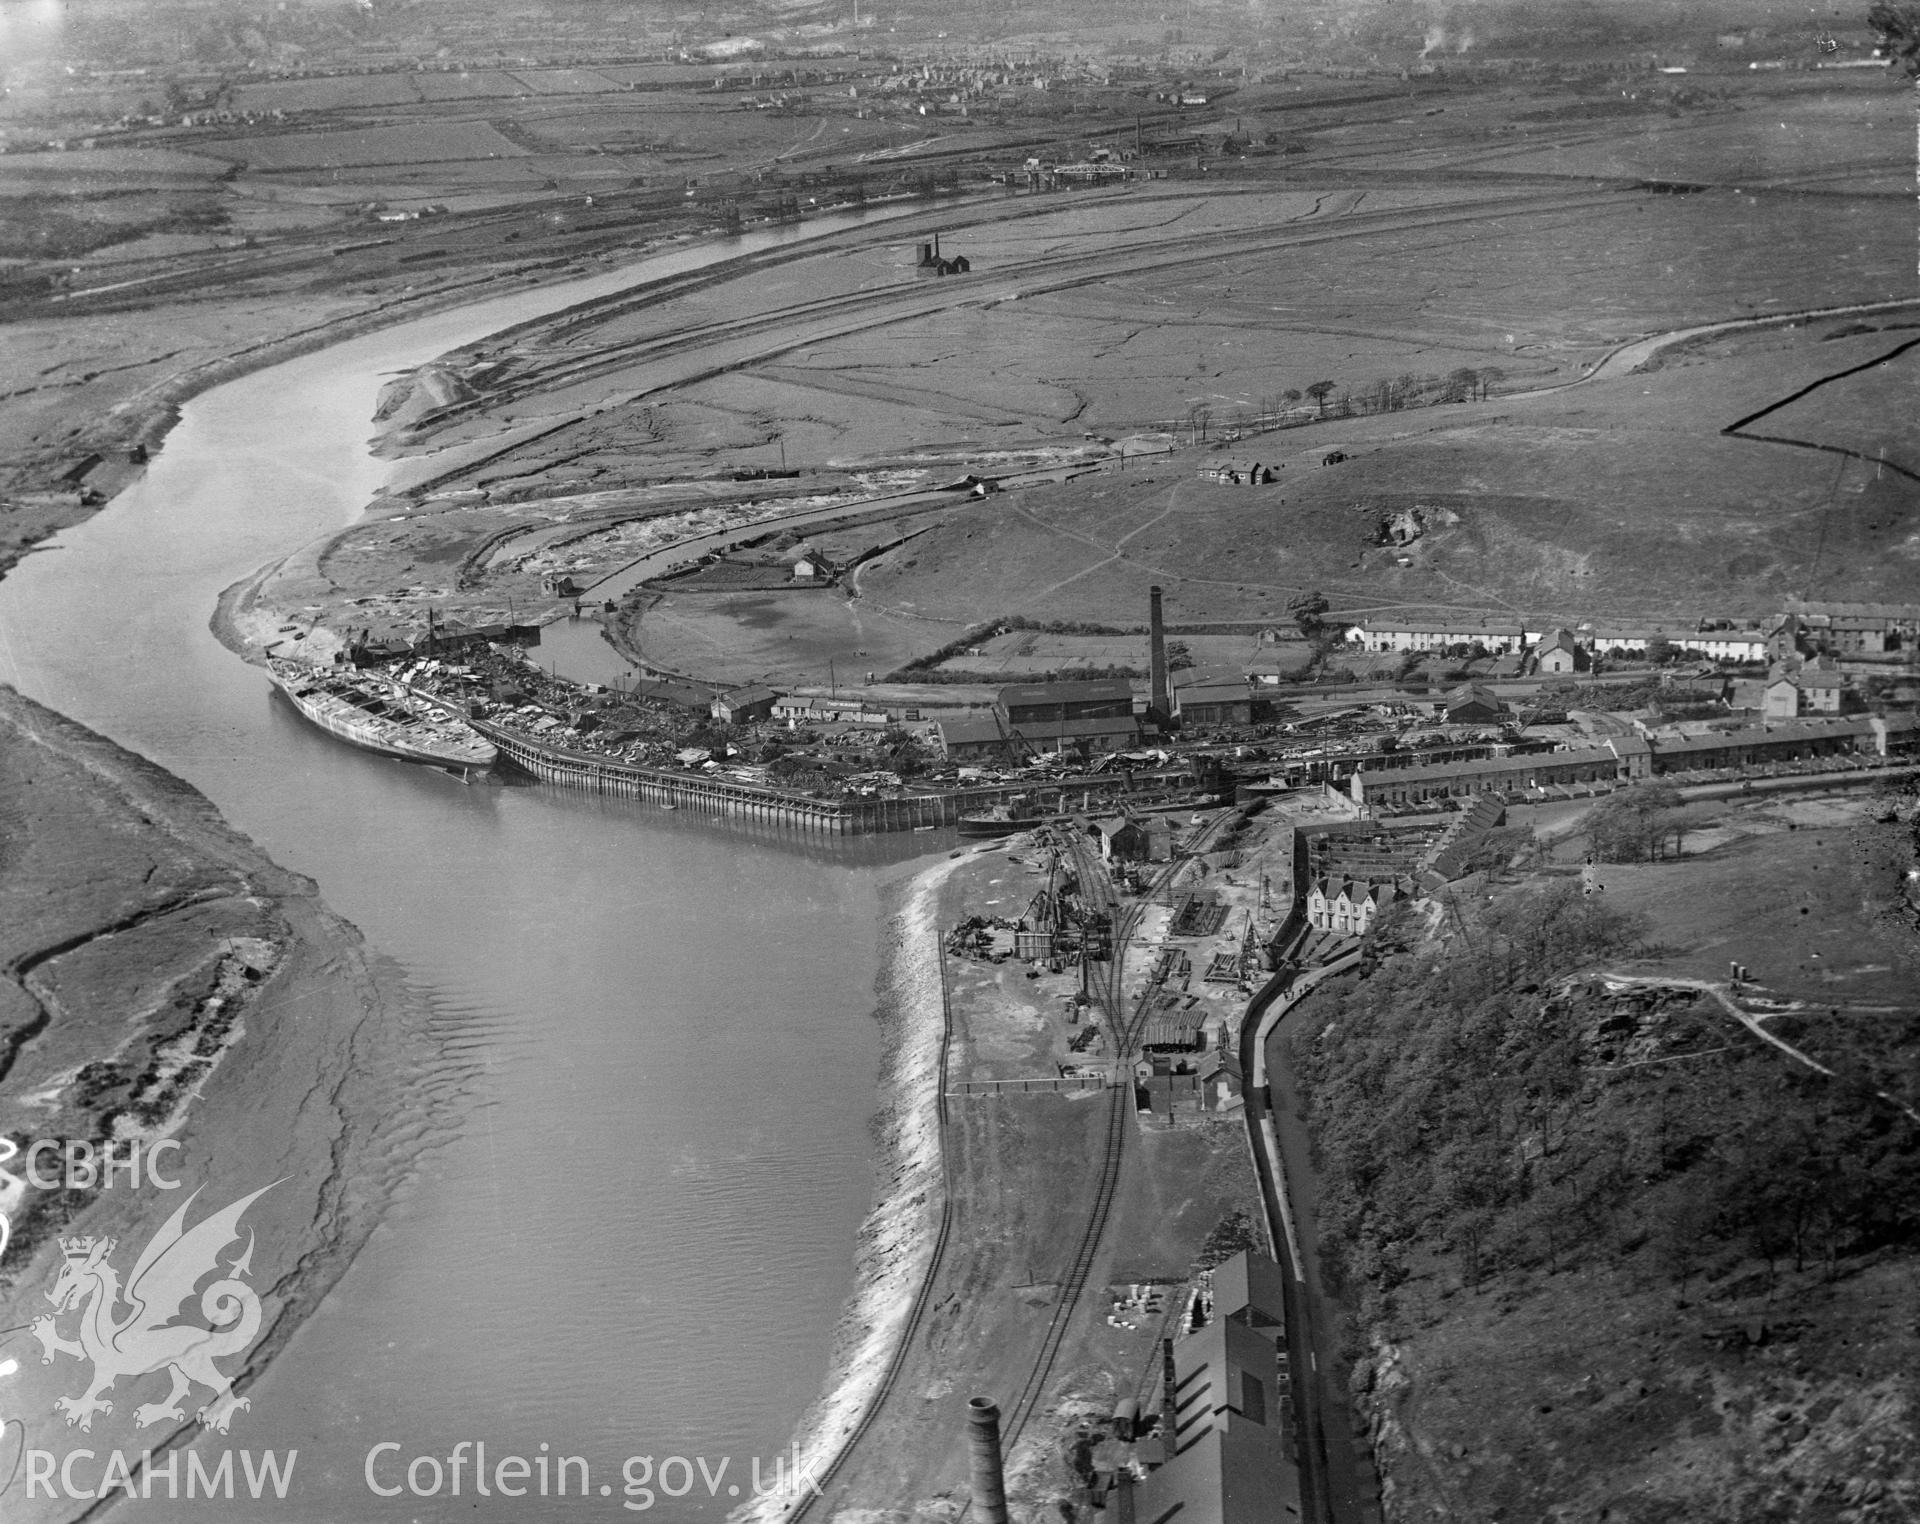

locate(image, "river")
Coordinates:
0 213 940 1521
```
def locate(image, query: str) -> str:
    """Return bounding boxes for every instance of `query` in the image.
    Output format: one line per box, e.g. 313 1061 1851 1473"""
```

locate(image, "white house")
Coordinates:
1347 619 1533 656
1305 876 1398 935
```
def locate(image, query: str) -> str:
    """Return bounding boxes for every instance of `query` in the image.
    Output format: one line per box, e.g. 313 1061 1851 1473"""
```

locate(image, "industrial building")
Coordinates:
914 232 971 276
773 693 891 727
1441 682 1504 724
936 710 1015 761
1087 815 1153 862
710 684 780 724
1174 672 1262 727
1121 1250 1302 1524
995 678 1139 753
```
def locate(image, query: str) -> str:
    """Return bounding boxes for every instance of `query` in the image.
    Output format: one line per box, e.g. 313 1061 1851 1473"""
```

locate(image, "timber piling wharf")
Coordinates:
475 720 1204 835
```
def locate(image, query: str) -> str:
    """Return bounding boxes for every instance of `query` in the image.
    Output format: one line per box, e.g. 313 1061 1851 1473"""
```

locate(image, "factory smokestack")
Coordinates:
967 1398 1010 1524
1149 585 1170 723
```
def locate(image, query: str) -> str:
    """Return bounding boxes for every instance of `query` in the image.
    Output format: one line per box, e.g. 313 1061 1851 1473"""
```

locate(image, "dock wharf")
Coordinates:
475 720 1204 835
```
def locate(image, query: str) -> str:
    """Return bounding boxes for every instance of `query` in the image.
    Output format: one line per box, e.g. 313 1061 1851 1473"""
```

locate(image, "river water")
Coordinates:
0 215 938 1520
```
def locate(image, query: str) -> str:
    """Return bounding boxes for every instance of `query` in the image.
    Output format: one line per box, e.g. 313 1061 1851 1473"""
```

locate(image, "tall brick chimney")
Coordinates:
967 1398 1010 1524
1149 585 1170 722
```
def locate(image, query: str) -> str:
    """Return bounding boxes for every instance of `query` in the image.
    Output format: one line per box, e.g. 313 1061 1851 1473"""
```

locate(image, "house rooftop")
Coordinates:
936 712 1008 744
997 677 1136 707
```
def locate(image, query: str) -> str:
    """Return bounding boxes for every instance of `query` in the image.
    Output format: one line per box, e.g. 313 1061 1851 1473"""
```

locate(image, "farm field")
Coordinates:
1728 338 1920 479
200 120 533 170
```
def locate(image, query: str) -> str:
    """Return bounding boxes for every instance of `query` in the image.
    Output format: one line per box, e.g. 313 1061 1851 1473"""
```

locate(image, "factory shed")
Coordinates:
1199 1056 1244 1114
1022 714 1141 752
631 677 717 711
936 711 1014 760
1130 1317 1300 1524
711 685 779 724
1442 683 1504 724
1210 1250 1286 1334
997 678 1136 724
997 679 1139 753
1176 679 1254 726
1088 815 1150 862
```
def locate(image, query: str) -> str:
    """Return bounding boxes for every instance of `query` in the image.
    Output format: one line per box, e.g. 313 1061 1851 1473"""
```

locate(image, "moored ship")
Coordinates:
266 657 496 772
956 796 1040 837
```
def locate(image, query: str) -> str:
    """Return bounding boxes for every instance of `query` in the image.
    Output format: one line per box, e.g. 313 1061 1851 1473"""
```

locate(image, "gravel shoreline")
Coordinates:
732 851 967 1524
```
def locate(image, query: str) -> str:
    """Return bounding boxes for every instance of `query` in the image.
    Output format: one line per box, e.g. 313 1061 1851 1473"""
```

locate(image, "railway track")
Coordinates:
996 812 1235 1457
786 931 961 1524
789 808 1235 1523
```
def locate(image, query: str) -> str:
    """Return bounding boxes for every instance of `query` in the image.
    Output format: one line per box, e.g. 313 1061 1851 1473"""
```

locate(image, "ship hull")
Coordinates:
267 661 496 771
956 814 1032 838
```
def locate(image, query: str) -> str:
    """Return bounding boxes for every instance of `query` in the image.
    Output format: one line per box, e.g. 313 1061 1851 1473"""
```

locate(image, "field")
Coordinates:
1593 795 1920 1006
848 314 1920 637
200 120 533 170
1728 336 1920 479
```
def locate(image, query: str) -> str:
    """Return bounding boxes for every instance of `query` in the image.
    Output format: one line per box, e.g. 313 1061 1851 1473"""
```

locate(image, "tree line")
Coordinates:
1289 883 1920 1326
1175 366 1508 443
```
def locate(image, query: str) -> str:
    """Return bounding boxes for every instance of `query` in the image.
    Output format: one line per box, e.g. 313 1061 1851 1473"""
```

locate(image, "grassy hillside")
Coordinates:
1286 805 1920 1522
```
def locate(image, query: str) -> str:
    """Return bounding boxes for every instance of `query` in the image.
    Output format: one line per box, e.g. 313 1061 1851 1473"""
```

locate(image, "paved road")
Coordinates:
1239 953 1380 1524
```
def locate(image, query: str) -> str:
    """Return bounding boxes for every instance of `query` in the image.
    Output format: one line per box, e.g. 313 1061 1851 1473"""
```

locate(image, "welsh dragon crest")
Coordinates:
31 1183 275 1434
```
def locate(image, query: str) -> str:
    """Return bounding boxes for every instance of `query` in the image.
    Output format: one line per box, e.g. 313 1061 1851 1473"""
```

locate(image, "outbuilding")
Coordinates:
711 685 779 725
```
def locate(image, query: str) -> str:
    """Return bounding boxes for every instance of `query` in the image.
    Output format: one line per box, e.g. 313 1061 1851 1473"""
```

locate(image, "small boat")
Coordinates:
957 797 1040 837
266 657 496 771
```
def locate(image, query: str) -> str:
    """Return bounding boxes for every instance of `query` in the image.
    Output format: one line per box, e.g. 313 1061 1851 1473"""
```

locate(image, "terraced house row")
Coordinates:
1347 714 1920 808
1340 599 1920 667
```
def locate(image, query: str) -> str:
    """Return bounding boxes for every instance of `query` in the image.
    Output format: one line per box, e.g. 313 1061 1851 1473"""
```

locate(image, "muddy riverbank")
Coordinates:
0 686 440 1522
